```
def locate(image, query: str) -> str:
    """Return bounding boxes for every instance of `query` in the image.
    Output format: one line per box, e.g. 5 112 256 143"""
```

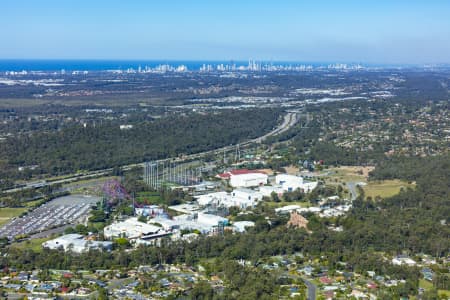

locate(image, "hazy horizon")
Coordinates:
1 59 446 73
1 1 450 64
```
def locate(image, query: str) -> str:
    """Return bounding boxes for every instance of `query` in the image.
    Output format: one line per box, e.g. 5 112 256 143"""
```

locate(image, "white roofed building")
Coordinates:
196 192 228 207
231 188 263 201
42 234 112 253
301 181 319 193
195 189 263 209
276 174 304 191
274 174 319 193
275 205 302 214
195 213 227 227
233 221 255 232
150 213 228 235
103 217 165 240
392 256 417 266
259 185 285 197
229 173 268 188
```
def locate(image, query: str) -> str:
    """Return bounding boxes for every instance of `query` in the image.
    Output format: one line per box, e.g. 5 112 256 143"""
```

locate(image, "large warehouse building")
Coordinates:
149 213 228 234
196 188 263 209
42 234 113 253
259 174 318 197
275 174 318 192
104 217 167 240
217 169 269 188
230 173 268 188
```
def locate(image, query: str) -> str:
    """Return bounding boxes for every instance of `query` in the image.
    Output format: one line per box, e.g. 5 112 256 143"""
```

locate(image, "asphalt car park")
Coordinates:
0 195 100 239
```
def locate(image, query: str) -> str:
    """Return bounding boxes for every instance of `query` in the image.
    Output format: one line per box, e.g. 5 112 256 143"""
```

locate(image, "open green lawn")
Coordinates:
419 279 434 290
136 191 163 205
10 237 51 252
0 207 28 225
439 289 450 298
363 179 414 199
323 166 414 200
418 279 450 299
324 166 372 183
24 199 42 207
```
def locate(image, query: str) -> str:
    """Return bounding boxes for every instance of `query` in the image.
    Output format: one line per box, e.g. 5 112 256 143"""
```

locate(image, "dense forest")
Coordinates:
342 154 449 256
0 108 280 184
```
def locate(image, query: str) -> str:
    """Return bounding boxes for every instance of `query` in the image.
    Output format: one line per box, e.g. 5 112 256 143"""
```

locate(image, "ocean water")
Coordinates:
0 59 332 72
0 59 213 71
0 60 438 72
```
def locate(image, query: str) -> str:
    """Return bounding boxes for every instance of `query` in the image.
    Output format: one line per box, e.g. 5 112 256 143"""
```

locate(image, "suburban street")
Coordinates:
302 278 317 300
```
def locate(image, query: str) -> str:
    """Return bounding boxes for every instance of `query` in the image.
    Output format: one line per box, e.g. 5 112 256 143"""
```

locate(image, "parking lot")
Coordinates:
0 195 100 239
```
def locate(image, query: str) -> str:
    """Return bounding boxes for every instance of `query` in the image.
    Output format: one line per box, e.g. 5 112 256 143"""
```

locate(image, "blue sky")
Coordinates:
1 0 450 63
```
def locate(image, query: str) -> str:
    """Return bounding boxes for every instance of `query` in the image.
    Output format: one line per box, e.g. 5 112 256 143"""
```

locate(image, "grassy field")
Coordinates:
9 237 51 252
24 199 43 207
322 166 371 185
419 279 434 290
136 191 163 205
320 166 370 200
439 289 450 298
0 98 51 107
0 207 28 226
320 166 414 200
417 279 450 299
363 179 414 199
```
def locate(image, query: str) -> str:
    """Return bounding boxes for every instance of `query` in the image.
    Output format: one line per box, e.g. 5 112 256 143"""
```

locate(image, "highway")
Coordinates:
2 111 300 194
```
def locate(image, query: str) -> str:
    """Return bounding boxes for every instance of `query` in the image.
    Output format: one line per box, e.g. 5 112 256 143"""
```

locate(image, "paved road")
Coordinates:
107 278 134 292
2 111 300 194
302 278 317 300
3 171 111 194
347 182 359 201
6 291 98 299
284 271 317 299
29 224 71 239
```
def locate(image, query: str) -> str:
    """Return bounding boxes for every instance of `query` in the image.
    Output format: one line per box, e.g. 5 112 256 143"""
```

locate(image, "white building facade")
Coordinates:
195 189 263 209
42 234 113 253
275 174 318 193
103 218 164 240
229 173 268 188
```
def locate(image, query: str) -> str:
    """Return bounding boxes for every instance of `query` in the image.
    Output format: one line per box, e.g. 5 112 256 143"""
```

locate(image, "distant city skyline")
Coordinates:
1 1 450 63
0 59 371 73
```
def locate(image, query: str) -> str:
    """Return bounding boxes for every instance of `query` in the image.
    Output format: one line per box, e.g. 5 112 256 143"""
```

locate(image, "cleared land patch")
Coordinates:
0 207 28 225
363 179 414 199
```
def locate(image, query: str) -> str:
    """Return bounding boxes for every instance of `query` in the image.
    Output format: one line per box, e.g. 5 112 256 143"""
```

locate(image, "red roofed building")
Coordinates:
216 169 267 180
216 169 268 188
367 282 378 289
319 276 333 284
